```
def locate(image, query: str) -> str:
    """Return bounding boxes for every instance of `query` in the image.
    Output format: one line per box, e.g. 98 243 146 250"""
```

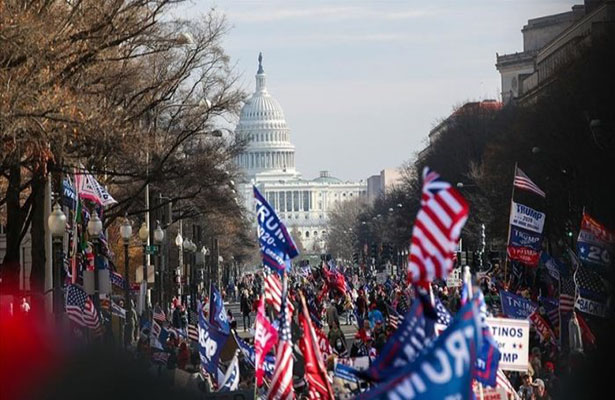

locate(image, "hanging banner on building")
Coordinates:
577 212 614 268
509 201 545 234
485 317 530 372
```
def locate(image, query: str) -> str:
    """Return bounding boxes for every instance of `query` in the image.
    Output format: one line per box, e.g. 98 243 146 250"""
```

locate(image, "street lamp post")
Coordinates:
87 211 104 323
138 221 149 315
48 202 66 325
119 218 132 347
154 221 165 306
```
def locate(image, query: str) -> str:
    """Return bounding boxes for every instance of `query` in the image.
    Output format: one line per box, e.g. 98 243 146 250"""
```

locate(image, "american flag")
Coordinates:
496 369 520 399
513 166 546 198
542 297 560 331
407 167 469 283
575 265 607 302
265 270 283 312
65 284 102 335
187 324 199 342
434 297 452 326
559 277 576 314
110 271 127 289
153 306 166 323
151 320 162 339
267 275 294 400
265 269 294 315
386 304 402 330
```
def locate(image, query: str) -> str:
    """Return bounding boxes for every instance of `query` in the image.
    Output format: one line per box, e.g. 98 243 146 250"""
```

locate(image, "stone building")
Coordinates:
235 54 367 252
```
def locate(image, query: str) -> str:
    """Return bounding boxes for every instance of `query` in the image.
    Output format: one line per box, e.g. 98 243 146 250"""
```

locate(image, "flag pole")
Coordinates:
504 162 518 287
463 266 485 400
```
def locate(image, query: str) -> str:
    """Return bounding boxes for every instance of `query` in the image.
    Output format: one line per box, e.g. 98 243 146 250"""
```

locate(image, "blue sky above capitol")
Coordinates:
174 0 576 181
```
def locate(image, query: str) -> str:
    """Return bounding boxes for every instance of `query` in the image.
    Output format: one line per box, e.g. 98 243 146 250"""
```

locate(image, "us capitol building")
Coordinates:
234 54 367 252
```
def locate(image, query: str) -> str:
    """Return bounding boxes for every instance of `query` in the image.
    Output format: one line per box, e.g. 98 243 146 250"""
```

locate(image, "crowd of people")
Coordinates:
73 255 601 400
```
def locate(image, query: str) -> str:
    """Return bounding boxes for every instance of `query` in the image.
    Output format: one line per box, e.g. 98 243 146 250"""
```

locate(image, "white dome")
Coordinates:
239 91 286 122
235 53 299 181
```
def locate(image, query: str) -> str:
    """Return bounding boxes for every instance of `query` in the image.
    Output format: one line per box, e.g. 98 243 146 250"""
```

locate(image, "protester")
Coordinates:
240 290 251 331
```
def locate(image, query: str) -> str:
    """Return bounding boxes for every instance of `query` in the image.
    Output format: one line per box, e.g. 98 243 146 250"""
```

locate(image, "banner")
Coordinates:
529 311 557 346
509 201 545 234
236 336 276 377
577 212 614 268
356 299 482 400
507 246 540 267
485 317 529 372
500 291 537 319
540 253 562 281
507 226 543 266
199 308 229 375
253 186 299 273
575 296 607 318
210 284 230 334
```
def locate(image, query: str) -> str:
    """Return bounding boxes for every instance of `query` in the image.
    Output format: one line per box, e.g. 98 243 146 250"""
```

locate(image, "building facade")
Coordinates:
235 54 367 252
496 1 614 104
366 168 403 203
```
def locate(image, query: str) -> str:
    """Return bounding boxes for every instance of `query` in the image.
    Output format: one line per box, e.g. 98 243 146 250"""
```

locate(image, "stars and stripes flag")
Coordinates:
385 304 402 331
65 284 103 336
110 271 127 289
187 324 199 342
559 277 576 314
513 166 546 198
265 269 294 315
496 369 520 399
267 273 295 400
407 167 469 283
153 306 166 323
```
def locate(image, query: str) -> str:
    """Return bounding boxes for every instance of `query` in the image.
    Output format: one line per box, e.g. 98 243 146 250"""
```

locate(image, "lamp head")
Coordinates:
120 217 133 242
87 211 103 237
48 203 67 238
154 220 165 244
138 221 149 242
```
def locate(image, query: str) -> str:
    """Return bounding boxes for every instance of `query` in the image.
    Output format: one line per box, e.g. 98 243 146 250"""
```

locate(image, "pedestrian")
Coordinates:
326 300 340 328
172 303 182 329
368 303 384 329
531 378 551 400
518 373 534 400
177 341 190 370
240 290 251 331
19 297 30 314
328 322 348 357
343 293 354 325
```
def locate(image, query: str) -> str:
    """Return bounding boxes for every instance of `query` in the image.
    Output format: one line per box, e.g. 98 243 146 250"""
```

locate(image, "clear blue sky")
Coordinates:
175 0 577 181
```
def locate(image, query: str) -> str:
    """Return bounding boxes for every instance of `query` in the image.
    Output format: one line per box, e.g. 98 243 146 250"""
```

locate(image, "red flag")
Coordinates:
299 294 334 400
313 326 332 363
255 297 278 386
575 311 596 347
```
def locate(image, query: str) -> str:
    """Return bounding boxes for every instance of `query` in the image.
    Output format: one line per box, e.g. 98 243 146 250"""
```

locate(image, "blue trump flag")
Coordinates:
500 290 537 319
209 283 230 334
199 304 229 375
475 290 501 387
366 301 430 381
236 335 276 377
254 186 299 273
357 298 483 400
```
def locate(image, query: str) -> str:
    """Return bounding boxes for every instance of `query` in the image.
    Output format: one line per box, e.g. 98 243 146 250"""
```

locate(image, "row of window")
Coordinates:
250 131 288 143
297 230 327 238
238 151 294 169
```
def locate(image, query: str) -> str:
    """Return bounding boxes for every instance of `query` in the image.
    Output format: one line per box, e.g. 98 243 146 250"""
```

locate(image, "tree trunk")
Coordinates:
29 173 46 304
1 163 24 295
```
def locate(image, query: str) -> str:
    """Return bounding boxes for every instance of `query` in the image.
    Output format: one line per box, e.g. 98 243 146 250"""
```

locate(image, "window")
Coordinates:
313 231 318 237
303 191 310 211
305 231 310 238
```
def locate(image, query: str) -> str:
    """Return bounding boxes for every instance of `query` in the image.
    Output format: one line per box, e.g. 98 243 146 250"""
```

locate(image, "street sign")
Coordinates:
446 268 462 288
145 245 159 255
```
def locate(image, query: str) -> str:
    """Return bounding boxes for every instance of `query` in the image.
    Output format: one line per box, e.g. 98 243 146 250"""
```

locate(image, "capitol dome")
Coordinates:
235 53 298 181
